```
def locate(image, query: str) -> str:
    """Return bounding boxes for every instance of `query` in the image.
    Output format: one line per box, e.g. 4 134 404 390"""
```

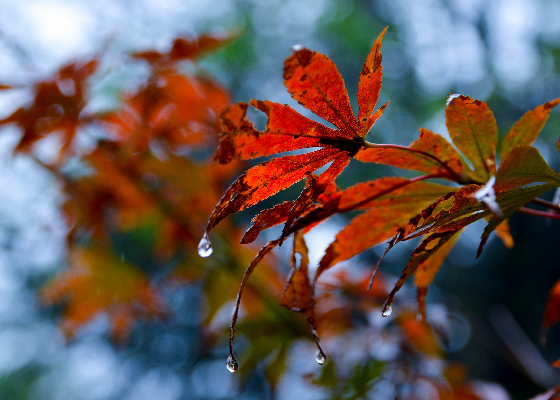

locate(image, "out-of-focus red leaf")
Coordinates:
0 59 97 160
400 316 442 357
102 71 229 154
500 97 560 160
131 32 235 65
445 95 497 181
494 219 514 249
62 146 155 238
41 245 163 340
544 278 560 332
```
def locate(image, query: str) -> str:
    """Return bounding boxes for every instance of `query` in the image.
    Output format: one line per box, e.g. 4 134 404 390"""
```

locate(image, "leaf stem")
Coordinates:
228 240 280 365
518 207 560 221
530 198 560 213
362 141 470 184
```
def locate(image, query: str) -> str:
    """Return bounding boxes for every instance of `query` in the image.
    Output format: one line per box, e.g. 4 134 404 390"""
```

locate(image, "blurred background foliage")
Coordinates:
0 0 560 399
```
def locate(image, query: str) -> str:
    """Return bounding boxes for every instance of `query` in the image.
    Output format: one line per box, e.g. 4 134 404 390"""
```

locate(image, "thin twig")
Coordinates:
518 207 560 221
531 198 560 213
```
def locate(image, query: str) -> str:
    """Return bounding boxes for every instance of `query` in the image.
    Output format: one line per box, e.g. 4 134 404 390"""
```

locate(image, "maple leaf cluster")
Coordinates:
2 26 560 399
200 27 560 374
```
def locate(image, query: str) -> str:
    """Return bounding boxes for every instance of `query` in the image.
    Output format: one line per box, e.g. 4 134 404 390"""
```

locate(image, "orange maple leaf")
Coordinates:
0 59 97 161
201 27 390 253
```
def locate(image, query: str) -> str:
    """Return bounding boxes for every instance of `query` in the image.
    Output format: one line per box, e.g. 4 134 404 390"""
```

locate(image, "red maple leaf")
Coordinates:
200 27 390 254
0 59 97 161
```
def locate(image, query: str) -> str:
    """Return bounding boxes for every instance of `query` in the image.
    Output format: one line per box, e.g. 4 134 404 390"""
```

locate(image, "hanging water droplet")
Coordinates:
382 302 393 317
198 235 213 257
121 253 124 262
315 350 326 365
226 354 238 373
230 192 238 201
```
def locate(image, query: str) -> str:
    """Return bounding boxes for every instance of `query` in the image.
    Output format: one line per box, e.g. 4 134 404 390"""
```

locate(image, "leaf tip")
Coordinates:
446 93 462 107
292 43 304 52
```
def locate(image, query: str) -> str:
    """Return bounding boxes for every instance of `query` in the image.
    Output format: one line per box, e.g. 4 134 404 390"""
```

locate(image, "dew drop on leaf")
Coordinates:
446 93 462 106
198 234 213 257
382 302 393 317
226 354 238 373
292 43 304 52
315 350 326 365
230 192 238 201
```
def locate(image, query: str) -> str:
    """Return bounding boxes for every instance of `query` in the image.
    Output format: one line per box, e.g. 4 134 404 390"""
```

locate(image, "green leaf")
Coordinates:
500 98 560 160
446 95 497 181
495 145 560 191
403 183 558 242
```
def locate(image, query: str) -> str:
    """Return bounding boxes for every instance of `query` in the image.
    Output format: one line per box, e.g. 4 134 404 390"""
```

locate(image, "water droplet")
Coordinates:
121 253 124 262
292 44 304 52
315 350 326 365
226 354 238 373
382 302 393 317
446 93 462 106
230 192 238 201
198 235 213 257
